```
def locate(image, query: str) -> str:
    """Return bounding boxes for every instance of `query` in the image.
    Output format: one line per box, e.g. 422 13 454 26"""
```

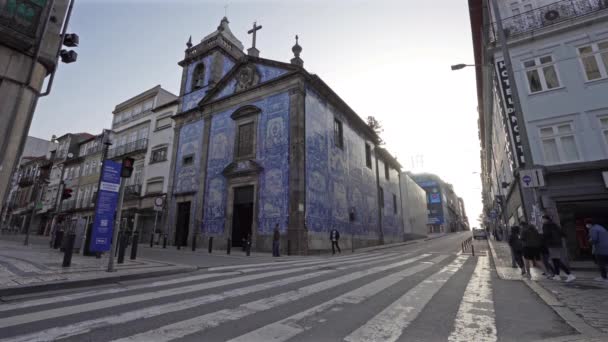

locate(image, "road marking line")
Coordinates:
228 255 456 342
108 254 433 342
344 255 469 342
448 256 496 342
208 252 385 271
236 253 400 273
0 251 408 332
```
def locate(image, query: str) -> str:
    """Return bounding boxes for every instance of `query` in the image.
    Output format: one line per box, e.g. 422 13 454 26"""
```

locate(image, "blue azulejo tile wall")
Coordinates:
305 89 380 239
378 159 403 242
182 53 235 112
174 119 204 194
202 91 290 236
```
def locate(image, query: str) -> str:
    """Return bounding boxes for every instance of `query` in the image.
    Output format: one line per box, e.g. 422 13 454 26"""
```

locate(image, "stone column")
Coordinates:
287 84 308 255
193 115 212 245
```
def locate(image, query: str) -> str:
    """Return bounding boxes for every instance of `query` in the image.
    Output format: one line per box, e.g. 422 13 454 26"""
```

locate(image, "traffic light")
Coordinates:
63 33 79 47
121 157 135 178
60 33 79 64
62 188 73 200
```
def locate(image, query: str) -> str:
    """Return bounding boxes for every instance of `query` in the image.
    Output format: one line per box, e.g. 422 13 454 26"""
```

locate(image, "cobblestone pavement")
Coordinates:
0 237 187 290
488 238 608 336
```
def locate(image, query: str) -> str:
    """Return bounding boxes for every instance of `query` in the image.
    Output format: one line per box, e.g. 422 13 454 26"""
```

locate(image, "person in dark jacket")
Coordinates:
330 228 341 255
520 222 547 278
587 218 608 282
272 224 280 257
508 226 525 274
542 216 575 282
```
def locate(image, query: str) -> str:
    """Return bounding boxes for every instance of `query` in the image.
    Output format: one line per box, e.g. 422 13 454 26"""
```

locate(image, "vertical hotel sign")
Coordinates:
496 60 526 168
90 160 122 252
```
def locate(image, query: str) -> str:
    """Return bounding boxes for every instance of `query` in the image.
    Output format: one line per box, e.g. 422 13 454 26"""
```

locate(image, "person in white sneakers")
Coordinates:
542 215 576 283
586 218 608 282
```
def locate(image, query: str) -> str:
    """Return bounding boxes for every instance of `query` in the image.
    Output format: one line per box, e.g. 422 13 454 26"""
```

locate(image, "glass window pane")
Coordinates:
560 135 579 161
543 65 560 89
598 41 608 51
579 46 593 54
603 130 608 146
524 60 536 68
600 117 608 128
539 56 553 64
582 55 602 80
600 52 608 75
557 124 572 134
527 69 543 92
542 138 560 163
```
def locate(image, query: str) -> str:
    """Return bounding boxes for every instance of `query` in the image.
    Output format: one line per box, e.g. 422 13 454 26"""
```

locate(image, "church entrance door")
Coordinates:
175 201 190 247
231 185 254 247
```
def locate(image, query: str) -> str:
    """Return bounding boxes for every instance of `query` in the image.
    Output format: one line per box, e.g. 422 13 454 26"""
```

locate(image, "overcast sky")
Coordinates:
31 0 482 226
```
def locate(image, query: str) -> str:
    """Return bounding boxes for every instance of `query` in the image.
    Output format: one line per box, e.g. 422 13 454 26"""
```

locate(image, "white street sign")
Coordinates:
520 168 545 188
154 196 165 211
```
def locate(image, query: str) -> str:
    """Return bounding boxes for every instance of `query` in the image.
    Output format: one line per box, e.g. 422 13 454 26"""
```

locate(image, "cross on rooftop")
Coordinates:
248 21 262 49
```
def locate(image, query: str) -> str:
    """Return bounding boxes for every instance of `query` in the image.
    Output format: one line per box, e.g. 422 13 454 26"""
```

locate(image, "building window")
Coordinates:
334 118 343 149
393 194 397 214
183 155 194 166
192 63 205 90
523 55 560 93
539 123 580 164
236 122 254 158
578 41 608 81
143 99 154 112
600 116 608 146
379 187 384 208
365 143 372 169
384 162 390 180
156 114 172 130
151 147 168 163
146 178 164 194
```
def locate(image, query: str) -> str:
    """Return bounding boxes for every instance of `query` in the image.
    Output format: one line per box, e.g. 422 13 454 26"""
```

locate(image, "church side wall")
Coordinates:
304 89 381 252
202 91 290 248
377 159 403 244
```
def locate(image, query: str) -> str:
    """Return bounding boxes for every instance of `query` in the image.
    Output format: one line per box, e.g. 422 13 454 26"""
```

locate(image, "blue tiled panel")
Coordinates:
211 63 290 102
378 161 402 239
305 89 379 238
256 64 288 83
174 119 204 194
203 92 290 236
182 53 235 112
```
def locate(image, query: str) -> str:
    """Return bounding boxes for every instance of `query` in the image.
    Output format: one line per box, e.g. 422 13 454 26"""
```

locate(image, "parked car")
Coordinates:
473 228 487 240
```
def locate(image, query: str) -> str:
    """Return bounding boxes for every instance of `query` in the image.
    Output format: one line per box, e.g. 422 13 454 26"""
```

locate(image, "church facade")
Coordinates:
165 18 403 254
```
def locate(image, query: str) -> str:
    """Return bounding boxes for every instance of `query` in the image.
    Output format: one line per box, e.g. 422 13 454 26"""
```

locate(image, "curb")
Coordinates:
0 265 197 298
486 239 603 338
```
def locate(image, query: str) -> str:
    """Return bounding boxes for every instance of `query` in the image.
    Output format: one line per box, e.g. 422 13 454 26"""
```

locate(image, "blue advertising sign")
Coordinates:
89 160 122 252
429 193 441 204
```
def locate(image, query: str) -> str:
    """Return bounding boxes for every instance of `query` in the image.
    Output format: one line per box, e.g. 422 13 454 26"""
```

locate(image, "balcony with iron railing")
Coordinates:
108 138 148 159
491 0 608 42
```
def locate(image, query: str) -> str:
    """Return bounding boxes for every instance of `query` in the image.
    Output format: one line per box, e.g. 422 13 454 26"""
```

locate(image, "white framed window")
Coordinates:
143 99 154 112
523 55 561 93
74 166 80 178
138 127 149 140
83 162 90 176
146 178 164 194
156 114 172 130
150 146 168 163
90 159 97 174
132 104 143 116
90 185 98 206
578 41 608 81
539 122 580 164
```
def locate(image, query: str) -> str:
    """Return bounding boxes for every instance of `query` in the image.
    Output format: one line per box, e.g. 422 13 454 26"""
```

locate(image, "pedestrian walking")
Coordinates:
330 227 341 255
520 222 547 278
586 218 608 282
542 216 576 282
272 224 280 257
508 226 525 274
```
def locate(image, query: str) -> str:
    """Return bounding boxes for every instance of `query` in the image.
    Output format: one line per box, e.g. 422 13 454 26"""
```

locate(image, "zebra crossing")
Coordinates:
0 248 497 342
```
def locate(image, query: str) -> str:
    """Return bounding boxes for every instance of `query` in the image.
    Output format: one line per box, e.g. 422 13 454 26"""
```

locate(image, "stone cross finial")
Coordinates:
248 21 262 49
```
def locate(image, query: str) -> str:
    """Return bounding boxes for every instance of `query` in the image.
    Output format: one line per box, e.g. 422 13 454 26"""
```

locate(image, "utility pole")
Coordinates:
490 0 536 222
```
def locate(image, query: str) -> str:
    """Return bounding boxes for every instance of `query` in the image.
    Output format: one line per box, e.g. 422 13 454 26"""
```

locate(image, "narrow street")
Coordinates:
0 233 577 342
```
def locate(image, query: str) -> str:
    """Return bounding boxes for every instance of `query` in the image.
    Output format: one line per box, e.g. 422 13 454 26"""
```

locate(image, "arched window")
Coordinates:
191 63 205 90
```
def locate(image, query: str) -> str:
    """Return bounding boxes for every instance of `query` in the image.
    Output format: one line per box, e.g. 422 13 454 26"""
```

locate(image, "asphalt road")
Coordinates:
0 233 575 342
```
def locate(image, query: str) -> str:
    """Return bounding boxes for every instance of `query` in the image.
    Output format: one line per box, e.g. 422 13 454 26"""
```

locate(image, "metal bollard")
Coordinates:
62 233 76 267
130 231 139 260
208 236 213 253
117 233 127 264
163 234 167 248
227 239 231 255
287 240 291 256
192 234 197 252
150 233 154 248
472 244 475 257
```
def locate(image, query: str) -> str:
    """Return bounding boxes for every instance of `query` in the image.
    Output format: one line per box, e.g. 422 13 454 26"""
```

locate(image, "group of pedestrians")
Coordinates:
508 216 575 282
508 215 608 283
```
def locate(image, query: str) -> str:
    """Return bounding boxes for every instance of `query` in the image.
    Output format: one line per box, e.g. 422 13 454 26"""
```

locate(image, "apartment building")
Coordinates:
470 0 608 258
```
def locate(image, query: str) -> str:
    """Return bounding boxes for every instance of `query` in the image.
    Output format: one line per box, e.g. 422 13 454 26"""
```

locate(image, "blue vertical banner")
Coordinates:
90 160 122 252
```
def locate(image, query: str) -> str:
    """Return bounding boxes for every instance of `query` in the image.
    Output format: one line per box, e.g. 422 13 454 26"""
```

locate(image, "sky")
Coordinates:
31 0 483 227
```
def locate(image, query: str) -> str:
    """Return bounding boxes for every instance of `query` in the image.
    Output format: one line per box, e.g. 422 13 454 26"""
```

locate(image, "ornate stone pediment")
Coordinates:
222 159 263 178
234 64 260 92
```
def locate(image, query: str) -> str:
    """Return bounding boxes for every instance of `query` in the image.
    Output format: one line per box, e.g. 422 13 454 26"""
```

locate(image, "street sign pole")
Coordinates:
107 178 125 272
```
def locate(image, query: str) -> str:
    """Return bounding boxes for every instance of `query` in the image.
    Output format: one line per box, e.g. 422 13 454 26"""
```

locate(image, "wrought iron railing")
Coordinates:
491 0 608 42
108 138 148 158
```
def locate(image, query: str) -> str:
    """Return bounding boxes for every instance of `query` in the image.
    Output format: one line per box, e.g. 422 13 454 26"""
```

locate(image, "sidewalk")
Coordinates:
0 237 195 297
488 238 608 337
